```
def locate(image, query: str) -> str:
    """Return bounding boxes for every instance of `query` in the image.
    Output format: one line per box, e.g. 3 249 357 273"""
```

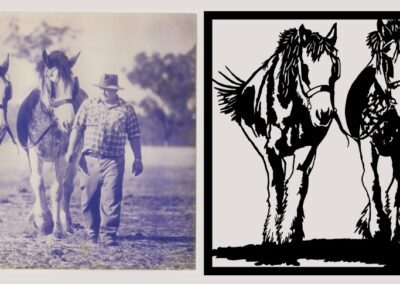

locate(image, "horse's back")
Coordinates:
16 89 41 148
345 66 376 138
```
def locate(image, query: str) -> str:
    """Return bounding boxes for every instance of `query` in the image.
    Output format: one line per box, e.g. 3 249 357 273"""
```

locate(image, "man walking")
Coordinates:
66 73 143 246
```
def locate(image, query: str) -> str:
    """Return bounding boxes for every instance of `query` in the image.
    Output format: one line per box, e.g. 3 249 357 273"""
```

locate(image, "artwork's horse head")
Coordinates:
17 50 87 238
215 23 340 244
345 19 400 242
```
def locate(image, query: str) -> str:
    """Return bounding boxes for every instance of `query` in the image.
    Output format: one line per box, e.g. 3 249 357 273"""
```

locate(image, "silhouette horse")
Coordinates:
345 19 400 241
215 24 340 244
17 50 87 238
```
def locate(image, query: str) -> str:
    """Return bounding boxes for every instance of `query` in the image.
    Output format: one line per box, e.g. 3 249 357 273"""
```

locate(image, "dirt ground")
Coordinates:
0 144 195 269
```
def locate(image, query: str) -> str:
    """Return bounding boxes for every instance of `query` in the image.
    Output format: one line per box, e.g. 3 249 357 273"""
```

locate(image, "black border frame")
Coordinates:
204 11 400 275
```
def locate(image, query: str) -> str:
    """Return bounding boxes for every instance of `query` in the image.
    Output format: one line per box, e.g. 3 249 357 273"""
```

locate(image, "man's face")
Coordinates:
102 88 118 101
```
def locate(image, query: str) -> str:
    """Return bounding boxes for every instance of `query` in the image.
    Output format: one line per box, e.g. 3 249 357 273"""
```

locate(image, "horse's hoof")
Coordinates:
29 214 54 236
65 227 74 235
53 230 63 239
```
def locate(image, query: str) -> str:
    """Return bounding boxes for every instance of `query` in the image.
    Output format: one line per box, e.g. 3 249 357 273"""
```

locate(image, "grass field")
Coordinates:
0 143 195 269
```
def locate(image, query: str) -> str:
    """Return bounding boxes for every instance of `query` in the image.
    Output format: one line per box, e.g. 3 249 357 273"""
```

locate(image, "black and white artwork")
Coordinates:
0 13 196 269
205 12 400 274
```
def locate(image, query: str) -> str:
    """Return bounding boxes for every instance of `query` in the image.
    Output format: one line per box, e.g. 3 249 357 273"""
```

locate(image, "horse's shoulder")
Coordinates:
345 65 376 138
16 88 42 148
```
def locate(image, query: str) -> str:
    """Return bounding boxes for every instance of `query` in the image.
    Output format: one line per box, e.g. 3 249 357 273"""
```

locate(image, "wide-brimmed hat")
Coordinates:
94 73 124 90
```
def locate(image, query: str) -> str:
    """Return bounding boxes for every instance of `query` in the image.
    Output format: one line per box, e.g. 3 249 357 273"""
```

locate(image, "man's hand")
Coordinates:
132 159 143 176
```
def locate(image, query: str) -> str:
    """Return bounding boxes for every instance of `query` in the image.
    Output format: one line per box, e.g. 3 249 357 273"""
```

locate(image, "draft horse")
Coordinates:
0 55 14 145
345 19 400 241
215 24 340 244
17 50 87 238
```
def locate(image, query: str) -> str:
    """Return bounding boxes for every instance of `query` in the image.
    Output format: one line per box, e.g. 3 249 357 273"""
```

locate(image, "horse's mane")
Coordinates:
367 20 400 54
36 50 74 86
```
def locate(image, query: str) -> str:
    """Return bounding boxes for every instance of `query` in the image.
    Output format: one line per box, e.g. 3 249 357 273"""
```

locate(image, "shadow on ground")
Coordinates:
119 233 194 243
213 239 400 267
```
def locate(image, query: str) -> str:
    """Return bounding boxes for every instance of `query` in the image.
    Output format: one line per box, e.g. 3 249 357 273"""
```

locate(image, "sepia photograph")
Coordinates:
0 12 196 269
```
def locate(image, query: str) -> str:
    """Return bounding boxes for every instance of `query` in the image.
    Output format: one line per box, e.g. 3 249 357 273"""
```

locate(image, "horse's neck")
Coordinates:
269 54 303 122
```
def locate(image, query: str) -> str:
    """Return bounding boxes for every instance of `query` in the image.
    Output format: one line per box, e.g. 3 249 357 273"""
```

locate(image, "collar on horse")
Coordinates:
297 55 341 109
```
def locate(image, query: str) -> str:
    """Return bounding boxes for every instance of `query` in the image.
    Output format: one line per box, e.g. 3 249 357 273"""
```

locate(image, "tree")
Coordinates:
126 46 196 146
3 20 79 64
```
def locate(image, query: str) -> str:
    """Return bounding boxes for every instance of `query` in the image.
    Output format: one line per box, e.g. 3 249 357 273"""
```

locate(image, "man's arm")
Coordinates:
129 137 143 176
126 104 143 176
65 100 88 163
65 127 84 163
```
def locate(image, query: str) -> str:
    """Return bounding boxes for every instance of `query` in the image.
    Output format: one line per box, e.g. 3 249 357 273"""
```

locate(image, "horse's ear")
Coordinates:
299 24 309 44
42 50 49 67
326 23 337 46
69 52 80 68
377 19 392 39
0 54 9 76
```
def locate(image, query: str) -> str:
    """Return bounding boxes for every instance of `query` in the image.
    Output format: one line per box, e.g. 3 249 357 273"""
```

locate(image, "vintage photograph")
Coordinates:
205 12 400 274
0 12 196 269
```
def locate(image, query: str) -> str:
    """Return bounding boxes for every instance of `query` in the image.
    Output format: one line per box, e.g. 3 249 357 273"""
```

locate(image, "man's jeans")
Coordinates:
79 154 125 241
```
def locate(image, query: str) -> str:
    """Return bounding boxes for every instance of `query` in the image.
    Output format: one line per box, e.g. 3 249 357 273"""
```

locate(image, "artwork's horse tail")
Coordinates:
213 66 245 122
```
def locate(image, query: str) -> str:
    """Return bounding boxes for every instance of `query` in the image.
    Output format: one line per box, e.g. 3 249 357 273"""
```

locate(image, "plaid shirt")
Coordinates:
73 96 140 158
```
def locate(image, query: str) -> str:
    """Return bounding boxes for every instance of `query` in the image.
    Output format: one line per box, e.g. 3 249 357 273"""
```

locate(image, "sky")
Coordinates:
0 13 196 106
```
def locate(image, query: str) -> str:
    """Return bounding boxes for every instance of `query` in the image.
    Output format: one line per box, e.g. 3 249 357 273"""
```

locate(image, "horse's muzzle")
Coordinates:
316 109 333 127
308 89 334 128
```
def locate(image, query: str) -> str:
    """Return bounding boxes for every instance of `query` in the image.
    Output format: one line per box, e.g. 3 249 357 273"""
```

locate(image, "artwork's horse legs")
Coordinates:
28 148 53 235
238 123 283 244
262 148 285 244
358 138 391 240
389 154 400 241
280 146 316 243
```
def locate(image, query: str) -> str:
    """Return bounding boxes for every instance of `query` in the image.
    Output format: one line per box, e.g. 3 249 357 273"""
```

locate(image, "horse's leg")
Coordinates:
50 157 67 238
262 148 285 244
280 146 316 243
358 138 391 240
28 148 53 235
60 155 78 235
389 154 400 241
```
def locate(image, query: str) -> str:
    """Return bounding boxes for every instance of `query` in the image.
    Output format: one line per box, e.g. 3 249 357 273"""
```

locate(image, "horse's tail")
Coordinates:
213 66 245 122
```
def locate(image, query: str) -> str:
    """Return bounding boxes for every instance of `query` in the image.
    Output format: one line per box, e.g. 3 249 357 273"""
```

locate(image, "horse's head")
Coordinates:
39 50 80 132
295 24 340 127
0 55 12 141
367 19 400 94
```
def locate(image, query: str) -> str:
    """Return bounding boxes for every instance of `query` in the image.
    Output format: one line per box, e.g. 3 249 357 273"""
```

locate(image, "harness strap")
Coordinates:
305 85 332 98
25 122 57 150
51 98 73 108
389 80 400 89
